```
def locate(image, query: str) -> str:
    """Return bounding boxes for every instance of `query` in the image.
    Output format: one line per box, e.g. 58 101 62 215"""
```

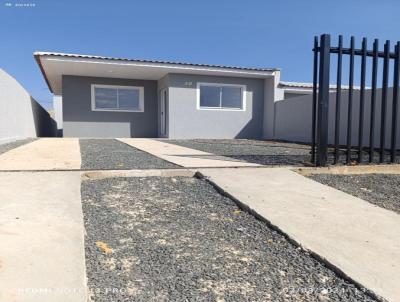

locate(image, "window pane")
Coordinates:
221 86 242 108
95 87 117 109
118 89 140 110
200 86 220 107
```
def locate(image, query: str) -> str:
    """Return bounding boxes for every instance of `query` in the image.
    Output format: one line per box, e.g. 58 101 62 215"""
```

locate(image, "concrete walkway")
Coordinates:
118 138 260 168
199 167 400 302
0 138 81 171
1 137 399 301
0 171 86 302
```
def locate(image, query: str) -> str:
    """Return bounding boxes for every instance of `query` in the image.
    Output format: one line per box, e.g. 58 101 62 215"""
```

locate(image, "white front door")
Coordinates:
160 89 167 137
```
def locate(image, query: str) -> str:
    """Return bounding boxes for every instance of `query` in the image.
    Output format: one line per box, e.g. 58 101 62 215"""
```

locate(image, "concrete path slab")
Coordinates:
199 167 400 302
0 138 81 171
118 138 260 168
81 168 195 180
0 171 86 302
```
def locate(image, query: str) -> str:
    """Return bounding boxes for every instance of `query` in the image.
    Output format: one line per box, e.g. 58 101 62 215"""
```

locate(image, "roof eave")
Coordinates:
34 52 280 95
34 53 54 93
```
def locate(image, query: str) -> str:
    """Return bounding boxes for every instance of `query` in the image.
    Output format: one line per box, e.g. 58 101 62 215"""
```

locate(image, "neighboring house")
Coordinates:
278 81 364 99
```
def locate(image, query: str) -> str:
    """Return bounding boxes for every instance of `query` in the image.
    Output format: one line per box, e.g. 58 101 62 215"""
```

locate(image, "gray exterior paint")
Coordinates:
61 73 273 139
274 87 400 148
157 75 170 138
284 92 309 99
62 75 158 138
166 74 265 139
262 74 280 139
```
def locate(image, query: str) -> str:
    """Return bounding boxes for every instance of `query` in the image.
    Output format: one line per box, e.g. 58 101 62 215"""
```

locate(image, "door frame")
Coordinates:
159 88 168 137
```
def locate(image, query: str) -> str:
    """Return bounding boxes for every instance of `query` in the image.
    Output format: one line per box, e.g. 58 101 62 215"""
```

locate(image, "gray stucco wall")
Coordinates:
166 73 265 139
30 98 56 137
274 88 400 148
62 75 158 138
262 74 280 139
157 75 170 138
284 92 310 99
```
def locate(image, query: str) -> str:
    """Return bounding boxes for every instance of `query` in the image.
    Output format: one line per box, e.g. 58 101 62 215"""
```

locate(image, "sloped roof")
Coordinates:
279 81 364 91
34 52 280 73
34 52 279 94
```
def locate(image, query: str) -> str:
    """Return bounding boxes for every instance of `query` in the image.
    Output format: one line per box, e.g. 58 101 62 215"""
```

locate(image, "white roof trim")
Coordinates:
34 52 279 72
34 52 278 94
279 81 366 91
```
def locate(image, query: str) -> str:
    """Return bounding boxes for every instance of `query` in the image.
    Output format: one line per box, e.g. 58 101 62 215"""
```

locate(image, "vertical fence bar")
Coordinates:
311 36 319 164
369 39 379 163
316 34 331 167
334 35 343 164
391 42 400 163
380 40 390 163
358 37 367 163
346 36 355 164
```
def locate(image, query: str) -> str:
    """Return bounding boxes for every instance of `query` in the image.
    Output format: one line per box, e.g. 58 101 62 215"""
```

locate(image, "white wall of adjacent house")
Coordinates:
273 87 400 149
0 68 55 144
53 95 63 135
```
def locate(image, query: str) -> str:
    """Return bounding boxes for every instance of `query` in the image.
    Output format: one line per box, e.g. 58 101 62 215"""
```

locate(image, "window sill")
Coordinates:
197 107 245 112
91 108 144 113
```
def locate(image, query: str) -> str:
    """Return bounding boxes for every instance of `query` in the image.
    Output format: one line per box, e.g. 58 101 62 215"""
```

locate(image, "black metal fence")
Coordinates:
311 34 400 166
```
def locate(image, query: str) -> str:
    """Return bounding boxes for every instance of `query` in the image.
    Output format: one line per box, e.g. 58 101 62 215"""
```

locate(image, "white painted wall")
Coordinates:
53 95 63 136
0 68 55 143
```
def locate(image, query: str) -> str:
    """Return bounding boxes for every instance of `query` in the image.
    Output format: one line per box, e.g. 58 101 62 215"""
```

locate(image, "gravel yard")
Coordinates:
321 149 400 165
165 139 311 166
80 139 178 170
82 176 375 302
309 173 400 214
0 138 35 155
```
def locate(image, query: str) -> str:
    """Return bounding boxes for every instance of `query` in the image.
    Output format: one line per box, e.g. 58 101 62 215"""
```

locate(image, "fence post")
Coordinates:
380 40 390 163
316 34 331 166
334 35 343 164
311 36 318 164
358 37 367 163
346 37 355 164
369 39 379 163
391 42 400 163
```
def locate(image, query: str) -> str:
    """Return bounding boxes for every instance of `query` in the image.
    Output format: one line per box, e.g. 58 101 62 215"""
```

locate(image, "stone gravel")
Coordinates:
0 138 35 155
309 173 400 214
319 149 400 166
80 139 178 170
165 139 311 166
82 176 376 302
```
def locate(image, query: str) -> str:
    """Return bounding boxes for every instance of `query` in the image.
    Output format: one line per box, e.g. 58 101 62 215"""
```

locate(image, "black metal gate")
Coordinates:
311 34 400 166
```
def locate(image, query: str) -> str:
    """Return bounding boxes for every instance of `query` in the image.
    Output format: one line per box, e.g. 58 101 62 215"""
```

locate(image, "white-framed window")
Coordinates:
91 84 144 112
197 82 246 111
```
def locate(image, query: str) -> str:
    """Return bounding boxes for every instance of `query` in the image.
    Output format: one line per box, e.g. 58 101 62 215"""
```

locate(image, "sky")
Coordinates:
0 0 400 110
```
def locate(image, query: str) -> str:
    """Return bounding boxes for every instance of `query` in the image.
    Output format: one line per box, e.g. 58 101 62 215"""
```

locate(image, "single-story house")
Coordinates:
278 81 363 99
34 52 311 139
